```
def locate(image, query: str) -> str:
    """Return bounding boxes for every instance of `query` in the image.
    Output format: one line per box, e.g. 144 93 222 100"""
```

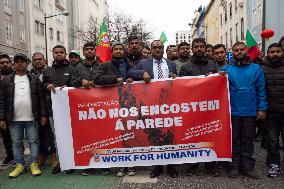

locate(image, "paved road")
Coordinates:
0 138 284 189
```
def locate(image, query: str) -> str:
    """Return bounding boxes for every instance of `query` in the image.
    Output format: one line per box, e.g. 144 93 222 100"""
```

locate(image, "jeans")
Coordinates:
9 121 39 165
231 116 256 171
38 120 56 155
266 112 284 166
0 127 14 159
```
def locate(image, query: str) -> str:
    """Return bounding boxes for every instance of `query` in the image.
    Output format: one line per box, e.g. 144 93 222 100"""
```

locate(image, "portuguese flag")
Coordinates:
96 18 111 63
160 31 168 44
245 29 260 61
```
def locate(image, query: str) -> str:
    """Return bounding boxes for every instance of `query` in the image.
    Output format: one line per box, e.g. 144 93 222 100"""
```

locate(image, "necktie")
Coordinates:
156 60 163 79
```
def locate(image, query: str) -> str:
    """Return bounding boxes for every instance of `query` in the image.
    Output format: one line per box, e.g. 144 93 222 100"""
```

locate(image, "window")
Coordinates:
241 18 244 40
40 23 44 36
225 10 227 23
4 0 12 7
235 23 239 42
35 20 40 33
57 31 60 42
34 0 41 8
221 36 223 44
230 28 233 47
17 0 25 12
49 28 54 40
19 27 25 42
229 3 232 18
225 32 228 48
235 0 238 11
220 14 223 26
5 22 13 41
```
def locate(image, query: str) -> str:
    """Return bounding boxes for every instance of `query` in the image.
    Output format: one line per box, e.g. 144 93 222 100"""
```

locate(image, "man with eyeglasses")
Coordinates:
128 40 178 178
31 53 57 170
0 54 14 167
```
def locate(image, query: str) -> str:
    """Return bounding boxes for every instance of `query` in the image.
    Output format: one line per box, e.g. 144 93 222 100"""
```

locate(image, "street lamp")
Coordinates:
44 12 70 61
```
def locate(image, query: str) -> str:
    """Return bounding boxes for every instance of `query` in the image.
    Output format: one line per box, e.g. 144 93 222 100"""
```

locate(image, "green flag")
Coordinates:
160 31 168 44
245 29 260 61
245 29 257 48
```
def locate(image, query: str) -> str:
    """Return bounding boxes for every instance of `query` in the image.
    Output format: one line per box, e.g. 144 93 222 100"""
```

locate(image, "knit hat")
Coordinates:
111 42 125 52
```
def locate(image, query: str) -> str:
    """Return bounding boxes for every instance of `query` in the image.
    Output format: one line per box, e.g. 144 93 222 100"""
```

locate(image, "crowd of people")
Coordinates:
0 35 284 180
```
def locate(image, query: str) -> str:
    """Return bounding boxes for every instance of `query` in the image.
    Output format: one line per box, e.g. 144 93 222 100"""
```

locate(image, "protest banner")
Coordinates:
51 75 231 170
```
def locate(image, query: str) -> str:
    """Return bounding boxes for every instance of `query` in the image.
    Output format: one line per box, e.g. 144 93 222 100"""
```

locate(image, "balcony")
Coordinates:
55 0 65 11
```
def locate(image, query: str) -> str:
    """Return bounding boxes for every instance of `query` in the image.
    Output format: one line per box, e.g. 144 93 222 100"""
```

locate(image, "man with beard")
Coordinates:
42 45 75 174
175 42 191 74
127 35 142 68
213 44 227 70
128 40 178 178
0 54 14 167
179 38 218 177
71 42 98 88
93 42 134 177
221 42 268 179
205 44 214 61
166 45 179 61
71 42 111 176
263 43 284 177
31 53 56 169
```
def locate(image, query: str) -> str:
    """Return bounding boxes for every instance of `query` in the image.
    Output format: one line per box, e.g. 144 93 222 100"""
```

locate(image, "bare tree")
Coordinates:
109 12 153 45
72 16 100 44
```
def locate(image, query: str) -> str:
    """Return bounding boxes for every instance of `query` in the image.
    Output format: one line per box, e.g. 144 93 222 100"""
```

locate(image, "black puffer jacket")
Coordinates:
42 59 75 115
93 58 131 86
71 60 99 87
179 55 217 76
263 58 284 112
0 72 47 123
127 52 143 69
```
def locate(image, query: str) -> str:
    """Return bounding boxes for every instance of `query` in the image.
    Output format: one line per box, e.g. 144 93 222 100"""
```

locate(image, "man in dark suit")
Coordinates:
128 40 178 178
128 40 177 82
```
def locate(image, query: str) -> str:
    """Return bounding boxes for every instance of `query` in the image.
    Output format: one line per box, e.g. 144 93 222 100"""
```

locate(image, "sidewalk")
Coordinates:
1 140 284 189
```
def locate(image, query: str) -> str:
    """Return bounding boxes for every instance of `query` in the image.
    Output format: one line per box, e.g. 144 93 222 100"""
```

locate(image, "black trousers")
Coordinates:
266 112 284 166
38 120 56 155
231 116 256 171
0 128 14 159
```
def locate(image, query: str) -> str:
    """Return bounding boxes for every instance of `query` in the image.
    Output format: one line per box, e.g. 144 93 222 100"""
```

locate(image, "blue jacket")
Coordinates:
221 60 268 116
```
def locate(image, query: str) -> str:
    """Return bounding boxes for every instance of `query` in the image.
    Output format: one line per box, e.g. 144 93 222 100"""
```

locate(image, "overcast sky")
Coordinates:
109 0 210 45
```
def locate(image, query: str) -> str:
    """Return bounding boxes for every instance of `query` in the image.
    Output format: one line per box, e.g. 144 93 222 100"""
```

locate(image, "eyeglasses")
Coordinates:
152 46 164 50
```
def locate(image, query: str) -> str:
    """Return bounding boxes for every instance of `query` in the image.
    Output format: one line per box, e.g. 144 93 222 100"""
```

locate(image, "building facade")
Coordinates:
204 0 221 45
175 31 191 45
0 0 30 57
247 0 284 53
28 0 69 65
68 0 109 55
219 0 247 50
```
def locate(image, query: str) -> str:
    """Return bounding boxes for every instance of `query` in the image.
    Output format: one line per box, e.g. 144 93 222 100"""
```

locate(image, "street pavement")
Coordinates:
1 138 284 189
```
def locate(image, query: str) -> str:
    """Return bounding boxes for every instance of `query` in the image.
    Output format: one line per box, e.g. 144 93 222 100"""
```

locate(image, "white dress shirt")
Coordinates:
153 58 169 79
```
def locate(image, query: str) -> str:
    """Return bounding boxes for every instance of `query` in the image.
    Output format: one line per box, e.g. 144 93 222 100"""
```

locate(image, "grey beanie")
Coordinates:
111 42 125 52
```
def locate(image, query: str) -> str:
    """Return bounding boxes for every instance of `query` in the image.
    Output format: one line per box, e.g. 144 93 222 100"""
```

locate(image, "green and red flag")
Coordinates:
159 31 168 44
245 29 260 61
96 18 111 63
